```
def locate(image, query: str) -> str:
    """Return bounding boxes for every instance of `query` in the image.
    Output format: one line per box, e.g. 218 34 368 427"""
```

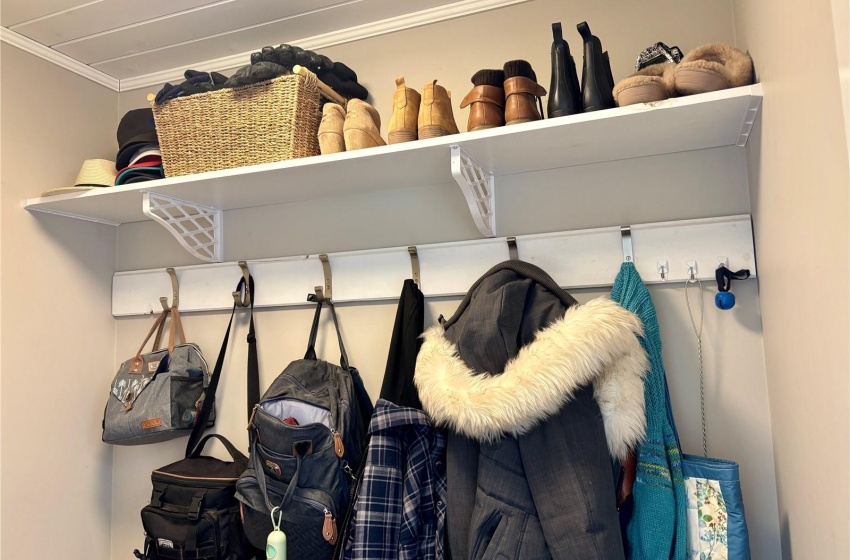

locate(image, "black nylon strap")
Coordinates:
185 275 260 457
715 266 751 292
243 275 260 419
185 302 237 457
189 433 247 463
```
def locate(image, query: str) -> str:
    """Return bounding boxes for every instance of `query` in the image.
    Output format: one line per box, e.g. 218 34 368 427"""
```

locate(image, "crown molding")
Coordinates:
117 0 531 92
0 28 119 91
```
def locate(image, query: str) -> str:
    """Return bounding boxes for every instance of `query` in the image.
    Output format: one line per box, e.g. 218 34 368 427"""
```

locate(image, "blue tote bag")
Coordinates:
679 280 751 560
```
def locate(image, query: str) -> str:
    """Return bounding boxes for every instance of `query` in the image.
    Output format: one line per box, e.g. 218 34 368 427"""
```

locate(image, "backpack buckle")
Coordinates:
187 492 205 520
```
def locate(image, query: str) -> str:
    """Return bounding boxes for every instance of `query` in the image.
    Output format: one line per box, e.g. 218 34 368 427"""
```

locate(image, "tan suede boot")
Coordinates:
418 80 459 139
460 85 505 131
504 76 547 125
317 102 346 155
387 76 421 144
343 99 386 151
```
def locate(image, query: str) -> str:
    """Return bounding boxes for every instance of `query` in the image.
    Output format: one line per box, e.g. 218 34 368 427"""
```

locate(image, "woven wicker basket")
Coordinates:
151 73 322 177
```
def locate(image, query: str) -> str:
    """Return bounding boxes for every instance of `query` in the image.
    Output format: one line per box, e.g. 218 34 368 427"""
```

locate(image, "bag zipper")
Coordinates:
256 397 337 433
291 495 338 546
151 471 239 487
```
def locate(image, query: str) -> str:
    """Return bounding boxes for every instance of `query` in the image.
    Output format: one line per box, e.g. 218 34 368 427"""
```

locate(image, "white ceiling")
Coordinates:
1 0 526 89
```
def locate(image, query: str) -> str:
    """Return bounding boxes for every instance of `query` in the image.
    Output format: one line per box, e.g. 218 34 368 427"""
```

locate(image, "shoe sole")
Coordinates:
388 130 417 144
505 118 537 125
675 67 729 96
616 82 670 106
419 125 456 139
469 124 501 131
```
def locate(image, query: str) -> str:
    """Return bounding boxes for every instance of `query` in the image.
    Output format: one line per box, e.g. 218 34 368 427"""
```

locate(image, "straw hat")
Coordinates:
41 159 118 197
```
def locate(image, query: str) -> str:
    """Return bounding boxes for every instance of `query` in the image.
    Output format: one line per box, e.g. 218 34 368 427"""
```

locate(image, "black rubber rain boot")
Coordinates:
578 21 616 112
548 22 582 117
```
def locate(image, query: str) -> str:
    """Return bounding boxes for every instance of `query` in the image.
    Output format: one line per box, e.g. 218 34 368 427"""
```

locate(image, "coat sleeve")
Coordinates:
518 386 626 560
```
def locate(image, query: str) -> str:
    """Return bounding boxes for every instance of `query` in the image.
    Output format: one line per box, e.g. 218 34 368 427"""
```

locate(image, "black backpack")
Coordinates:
236 298 372 559
135 276 261 560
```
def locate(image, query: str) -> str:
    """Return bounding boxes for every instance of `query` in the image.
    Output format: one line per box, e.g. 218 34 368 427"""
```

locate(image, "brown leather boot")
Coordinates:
318 102 346 154
504 76 547 125
343 99 386 151
418 80 459 139
387 76 420 144
460 85 505 131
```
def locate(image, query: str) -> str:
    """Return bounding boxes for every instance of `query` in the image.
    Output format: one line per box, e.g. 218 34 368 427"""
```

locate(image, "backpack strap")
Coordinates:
303 298 350 370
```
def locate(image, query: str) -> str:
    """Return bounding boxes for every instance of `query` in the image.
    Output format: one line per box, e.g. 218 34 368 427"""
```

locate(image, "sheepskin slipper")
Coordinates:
674 43 753 96
613 62 676 106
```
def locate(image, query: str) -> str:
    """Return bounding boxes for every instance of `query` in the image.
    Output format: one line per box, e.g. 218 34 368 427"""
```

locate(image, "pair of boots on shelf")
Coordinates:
547 21 616 117
388 78 459 143
460 60 547 132
318 100 385 154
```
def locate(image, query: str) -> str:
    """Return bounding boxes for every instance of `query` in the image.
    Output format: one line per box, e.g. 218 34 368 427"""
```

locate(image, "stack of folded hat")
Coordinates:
115 109 165 184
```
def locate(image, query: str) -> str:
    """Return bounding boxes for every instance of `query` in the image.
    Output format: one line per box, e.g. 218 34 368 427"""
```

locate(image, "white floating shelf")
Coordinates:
112 215 756 316
25 85 762 231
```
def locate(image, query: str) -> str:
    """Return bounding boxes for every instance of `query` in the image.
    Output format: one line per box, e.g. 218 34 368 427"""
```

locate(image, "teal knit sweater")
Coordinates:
612 263 687 560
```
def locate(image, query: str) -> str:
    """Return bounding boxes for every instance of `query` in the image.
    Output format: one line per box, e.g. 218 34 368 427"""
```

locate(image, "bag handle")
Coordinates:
167 306 186 353
134 309 170 360
189 433 247 463
303 298 350 370
184 274 260 457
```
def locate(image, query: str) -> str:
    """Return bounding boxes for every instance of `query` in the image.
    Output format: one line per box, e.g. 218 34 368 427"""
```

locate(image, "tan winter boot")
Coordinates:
418 80 459 139
503 60 547 125
343 99 386 151
387 76 421 144
317 102 346 155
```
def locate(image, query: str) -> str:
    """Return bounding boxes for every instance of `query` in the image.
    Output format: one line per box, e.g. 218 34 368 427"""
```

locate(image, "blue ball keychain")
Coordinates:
715 265 750 310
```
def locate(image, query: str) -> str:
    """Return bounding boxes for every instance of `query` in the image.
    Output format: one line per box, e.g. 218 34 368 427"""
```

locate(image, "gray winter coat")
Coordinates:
415 262 648 560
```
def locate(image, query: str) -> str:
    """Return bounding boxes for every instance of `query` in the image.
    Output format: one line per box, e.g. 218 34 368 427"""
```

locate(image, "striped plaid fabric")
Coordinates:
344 399 447 560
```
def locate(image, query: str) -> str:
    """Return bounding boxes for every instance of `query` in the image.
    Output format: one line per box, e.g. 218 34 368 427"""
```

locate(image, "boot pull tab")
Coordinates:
577 21 591 41
395 76 405 88
323 510 338 544
552 22 563 42
332 430 345 458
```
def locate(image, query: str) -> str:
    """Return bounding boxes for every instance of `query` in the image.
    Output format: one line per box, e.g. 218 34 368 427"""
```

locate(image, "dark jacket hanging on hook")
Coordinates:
415 261 649 560
379 279 425 409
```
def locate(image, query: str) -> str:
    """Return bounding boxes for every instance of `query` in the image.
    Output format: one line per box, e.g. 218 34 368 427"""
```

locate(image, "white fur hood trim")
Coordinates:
415 297 648 461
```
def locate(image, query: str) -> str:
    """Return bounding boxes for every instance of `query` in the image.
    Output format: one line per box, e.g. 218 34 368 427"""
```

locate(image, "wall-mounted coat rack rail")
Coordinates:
113 215 756 316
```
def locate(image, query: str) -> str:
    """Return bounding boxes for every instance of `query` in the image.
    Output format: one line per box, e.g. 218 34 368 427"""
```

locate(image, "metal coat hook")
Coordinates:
232 261 251 307
507 237 519 261
657 259 669 281
159 267 179 310
314 254 332 302
621 226 633 263
686 260 698 282
408 246 421 287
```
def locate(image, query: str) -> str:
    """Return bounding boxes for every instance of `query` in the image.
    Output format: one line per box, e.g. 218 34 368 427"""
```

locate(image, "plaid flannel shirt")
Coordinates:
344 399 447 560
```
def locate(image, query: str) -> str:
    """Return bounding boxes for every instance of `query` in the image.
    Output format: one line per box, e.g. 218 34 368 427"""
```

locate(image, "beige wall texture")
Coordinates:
0 45 118 558
733 0 850 558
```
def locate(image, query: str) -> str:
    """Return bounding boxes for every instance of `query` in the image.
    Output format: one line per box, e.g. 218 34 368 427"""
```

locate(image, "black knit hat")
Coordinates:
471 69 505 87
503 60 537 81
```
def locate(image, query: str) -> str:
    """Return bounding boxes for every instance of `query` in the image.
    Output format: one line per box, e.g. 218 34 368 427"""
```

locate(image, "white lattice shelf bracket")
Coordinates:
450 145 495 237
142 192 222 262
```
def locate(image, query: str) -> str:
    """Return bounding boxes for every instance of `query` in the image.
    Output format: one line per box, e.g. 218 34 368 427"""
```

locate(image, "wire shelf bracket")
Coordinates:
142 192 222 263
451 145 496 237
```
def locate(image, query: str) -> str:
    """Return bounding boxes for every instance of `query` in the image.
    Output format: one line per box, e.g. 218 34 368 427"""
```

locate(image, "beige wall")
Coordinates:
0 45 118 558
733 0 850 558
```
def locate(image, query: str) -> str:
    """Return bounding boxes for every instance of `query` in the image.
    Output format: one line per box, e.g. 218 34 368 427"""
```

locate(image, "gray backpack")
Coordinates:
236 299 372 559
103 307 214 445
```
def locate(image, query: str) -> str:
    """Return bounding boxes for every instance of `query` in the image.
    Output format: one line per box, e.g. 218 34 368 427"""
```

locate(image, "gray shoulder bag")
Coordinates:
103 306 214 445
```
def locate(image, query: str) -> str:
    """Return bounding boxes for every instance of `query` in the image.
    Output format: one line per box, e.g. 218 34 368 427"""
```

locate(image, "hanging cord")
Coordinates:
685 277 708 457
